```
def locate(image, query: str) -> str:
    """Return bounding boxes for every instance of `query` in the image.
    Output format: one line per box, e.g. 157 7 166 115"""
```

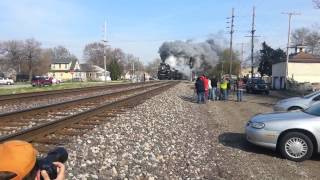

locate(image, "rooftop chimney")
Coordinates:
295 45 307 53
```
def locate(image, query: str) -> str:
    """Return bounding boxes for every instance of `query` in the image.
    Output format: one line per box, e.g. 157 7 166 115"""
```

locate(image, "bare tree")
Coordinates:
291 28 310 46
23 38 41 81
0 40 24 72
33 49 52 75
51 46 71 60
306 31 320 54
83 42 105 67
145 58 161 77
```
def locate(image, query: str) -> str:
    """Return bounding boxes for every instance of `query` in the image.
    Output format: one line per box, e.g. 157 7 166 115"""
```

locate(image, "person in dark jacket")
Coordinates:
211 78 217 101
195 77 205 103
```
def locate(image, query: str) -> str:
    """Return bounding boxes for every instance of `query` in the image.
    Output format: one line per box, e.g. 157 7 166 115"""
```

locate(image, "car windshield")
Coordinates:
252 79 265 84
303 91 320 99
304 103 320 116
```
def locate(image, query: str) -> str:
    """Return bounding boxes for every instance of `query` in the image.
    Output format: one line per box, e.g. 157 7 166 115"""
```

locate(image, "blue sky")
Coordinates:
0 0 319 64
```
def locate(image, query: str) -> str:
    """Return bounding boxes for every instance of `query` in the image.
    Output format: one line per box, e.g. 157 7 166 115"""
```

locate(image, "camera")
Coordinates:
37 147 68 180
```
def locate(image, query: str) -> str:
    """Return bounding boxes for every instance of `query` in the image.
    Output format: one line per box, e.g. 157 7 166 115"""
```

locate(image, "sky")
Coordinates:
0 0 319 64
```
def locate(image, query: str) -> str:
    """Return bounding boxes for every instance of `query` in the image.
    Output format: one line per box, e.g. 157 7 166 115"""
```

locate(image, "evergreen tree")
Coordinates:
258 42 286 77
109 60 121 80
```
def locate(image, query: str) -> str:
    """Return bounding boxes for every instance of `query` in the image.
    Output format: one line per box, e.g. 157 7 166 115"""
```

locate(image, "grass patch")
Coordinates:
0 81 128 95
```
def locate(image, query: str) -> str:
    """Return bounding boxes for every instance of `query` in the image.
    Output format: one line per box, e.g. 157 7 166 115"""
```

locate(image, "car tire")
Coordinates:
288 106 302 111
279 132 313 162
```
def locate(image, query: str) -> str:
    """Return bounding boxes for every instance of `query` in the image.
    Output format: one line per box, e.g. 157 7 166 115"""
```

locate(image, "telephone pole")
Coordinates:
282 12 300 89
245 6 258 78
102 20 108 82
227 8 235 78
237 43 245 76
250 7 255 79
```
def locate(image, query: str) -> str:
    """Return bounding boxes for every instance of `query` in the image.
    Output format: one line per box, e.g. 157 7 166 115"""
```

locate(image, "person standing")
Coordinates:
211 78 217 101
227 79 231 99
220 79 228 101
208 78 212 100
216 80 221 100
236 78 244 102
195 77 205 103
202 75 209 101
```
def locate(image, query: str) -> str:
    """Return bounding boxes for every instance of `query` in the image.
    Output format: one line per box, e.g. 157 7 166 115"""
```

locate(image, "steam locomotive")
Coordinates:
157 62 183 80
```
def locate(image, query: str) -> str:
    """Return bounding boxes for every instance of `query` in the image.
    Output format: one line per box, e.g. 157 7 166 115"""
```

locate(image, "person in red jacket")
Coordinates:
202 75 209 100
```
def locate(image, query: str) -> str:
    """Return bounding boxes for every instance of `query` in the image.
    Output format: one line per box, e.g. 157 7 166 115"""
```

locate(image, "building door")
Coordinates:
273 77 280 90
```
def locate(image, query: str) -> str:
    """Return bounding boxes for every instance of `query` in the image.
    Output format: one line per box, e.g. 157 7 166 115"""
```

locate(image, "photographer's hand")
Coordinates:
40 162 65 180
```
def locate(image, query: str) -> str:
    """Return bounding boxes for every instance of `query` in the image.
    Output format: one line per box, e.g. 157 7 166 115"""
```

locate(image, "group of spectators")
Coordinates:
195 74 245 104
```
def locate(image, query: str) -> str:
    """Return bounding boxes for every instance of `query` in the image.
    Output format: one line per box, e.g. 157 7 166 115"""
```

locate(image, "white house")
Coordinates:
272 45 320 89
123 71 150 82
79 64 111 81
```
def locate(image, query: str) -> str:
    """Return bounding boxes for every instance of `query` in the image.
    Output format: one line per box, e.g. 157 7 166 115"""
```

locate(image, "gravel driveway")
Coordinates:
62 82 320 179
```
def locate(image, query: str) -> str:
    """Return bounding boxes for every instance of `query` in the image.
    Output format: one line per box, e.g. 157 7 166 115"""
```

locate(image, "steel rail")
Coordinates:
0 82 167 120
0 82 177 143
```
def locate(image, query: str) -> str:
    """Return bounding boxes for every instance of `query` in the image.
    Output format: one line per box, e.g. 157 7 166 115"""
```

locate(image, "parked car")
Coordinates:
246 78 269 94
0 77 14 85
246 103 320 162
274 91 320 111
31 76 53 87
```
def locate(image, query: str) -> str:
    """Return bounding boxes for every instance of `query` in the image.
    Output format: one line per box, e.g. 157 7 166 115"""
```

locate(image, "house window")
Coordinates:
59 64 61 69
65 64 68 69
61 73 63 77
52 64 55 69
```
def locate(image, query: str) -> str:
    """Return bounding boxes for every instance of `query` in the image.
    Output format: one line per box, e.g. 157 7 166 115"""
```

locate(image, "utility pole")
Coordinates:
237 43 245 76
282 12 300 89
250 7 255 79
132 60 135 82
227 8 235 78
245 6 258 79
102 20 108 83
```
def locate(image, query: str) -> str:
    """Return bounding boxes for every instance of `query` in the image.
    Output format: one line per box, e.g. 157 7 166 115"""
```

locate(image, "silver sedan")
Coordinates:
274 91 320 111
246 103 320 162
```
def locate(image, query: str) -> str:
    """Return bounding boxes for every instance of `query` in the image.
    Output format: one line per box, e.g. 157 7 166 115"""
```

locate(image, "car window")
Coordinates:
304 103 320 116
313 95 320 101
304 91 320 99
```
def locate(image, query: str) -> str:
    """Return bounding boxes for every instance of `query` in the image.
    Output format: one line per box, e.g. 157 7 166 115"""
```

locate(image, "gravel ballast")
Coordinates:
62 82 320 179
65 82 220 179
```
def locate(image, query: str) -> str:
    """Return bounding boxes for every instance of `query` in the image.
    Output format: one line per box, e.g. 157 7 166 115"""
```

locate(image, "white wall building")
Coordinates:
272 46 320 89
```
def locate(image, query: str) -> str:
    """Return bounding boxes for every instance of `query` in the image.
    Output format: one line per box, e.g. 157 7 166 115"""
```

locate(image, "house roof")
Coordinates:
70 59 77 70
80 64 109 73
289 52 320 63
52 57 73 64
79 64 95 72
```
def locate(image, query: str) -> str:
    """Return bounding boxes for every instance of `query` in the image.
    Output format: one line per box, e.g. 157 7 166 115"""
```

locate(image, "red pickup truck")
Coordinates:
31 76 53 87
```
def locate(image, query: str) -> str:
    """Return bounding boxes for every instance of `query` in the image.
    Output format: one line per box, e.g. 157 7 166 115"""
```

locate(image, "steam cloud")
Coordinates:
158 39 221 76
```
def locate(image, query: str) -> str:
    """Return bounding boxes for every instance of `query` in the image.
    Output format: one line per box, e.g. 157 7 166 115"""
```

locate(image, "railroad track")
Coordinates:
0 81 154 102
0 81 177 152
0 81 158 114
0 81 166 136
